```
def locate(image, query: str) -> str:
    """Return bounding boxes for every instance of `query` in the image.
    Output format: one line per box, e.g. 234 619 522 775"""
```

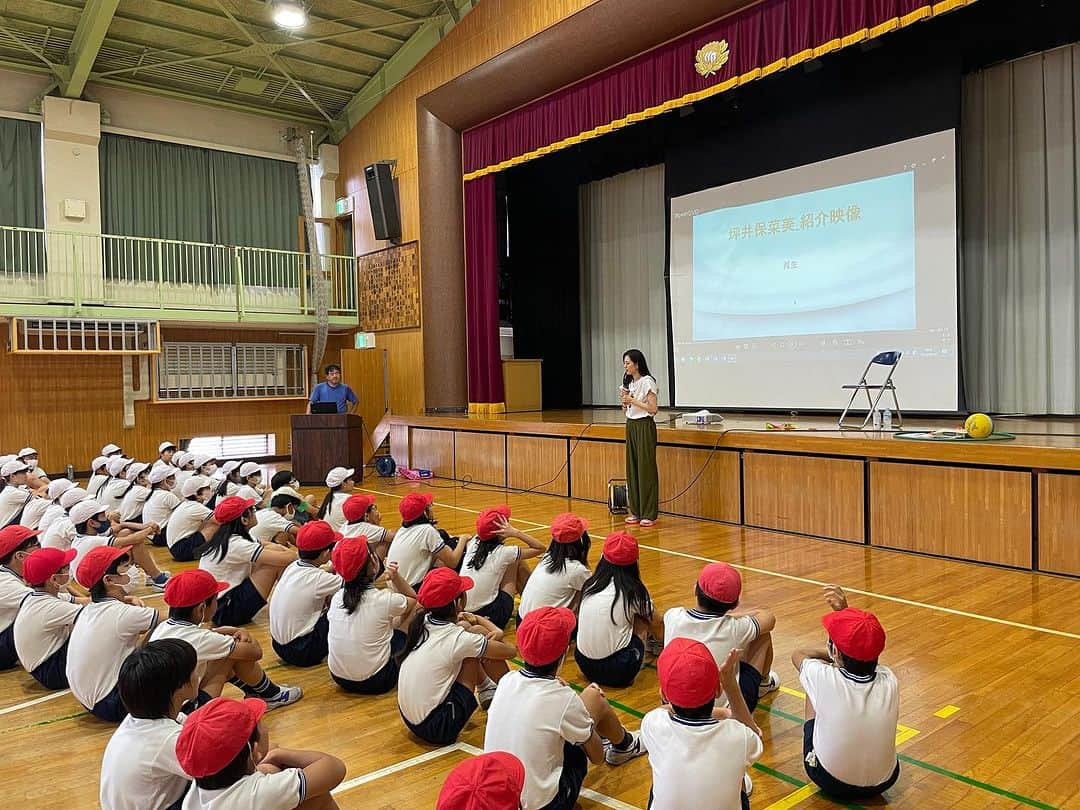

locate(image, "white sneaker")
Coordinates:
758 670 781 697
477 679 498 710
604 730 647 766
264 685 303 711
743 773 753 796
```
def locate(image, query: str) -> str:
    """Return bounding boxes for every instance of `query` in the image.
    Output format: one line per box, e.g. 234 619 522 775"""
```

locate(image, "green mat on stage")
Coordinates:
893 431 1016 442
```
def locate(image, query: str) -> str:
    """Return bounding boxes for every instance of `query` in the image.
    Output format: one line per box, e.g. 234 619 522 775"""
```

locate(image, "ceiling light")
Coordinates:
271 0 308 29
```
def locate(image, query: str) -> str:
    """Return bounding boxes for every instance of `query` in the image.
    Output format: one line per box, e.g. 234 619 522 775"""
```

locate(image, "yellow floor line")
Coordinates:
762 783 820 810
934 705 960 718
779 685 806 700
895 724 920 746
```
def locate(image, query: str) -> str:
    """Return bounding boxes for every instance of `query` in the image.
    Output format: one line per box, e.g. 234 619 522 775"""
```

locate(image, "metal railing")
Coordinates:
0 225 357 320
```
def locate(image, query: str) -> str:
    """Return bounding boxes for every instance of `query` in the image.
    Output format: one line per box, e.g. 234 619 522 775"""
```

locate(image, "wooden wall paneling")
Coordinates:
569 439 624 502
1036 473 1080 576
389 422 410 470
507 434 569 497
410 428 455 478
657 446 741 523
454 430 507 488
375 329 425 416
743 452 865 543
870 461 1032 568
340 348 387 459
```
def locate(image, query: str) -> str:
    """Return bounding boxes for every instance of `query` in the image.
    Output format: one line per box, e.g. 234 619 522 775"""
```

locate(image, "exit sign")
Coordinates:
354 332 376 349
335 196 353 216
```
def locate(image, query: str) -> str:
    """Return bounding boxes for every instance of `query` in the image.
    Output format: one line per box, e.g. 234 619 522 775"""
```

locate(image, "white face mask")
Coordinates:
203 464 218 475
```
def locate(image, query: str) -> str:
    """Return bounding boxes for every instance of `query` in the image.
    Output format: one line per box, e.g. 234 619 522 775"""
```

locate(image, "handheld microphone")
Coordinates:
622 373 632 389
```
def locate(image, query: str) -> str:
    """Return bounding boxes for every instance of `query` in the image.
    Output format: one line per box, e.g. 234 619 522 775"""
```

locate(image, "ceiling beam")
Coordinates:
61 0 120 97
331 0 475 139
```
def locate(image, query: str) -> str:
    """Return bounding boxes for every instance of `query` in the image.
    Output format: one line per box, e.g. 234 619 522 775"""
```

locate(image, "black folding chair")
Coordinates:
838 351 903 429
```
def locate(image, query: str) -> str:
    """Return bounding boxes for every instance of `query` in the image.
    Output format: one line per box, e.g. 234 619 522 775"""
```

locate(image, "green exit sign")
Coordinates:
354 332 376 349
335 196 353 216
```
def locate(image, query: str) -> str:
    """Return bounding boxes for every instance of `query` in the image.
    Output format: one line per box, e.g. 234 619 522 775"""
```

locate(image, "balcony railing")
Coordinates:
0 226 357 321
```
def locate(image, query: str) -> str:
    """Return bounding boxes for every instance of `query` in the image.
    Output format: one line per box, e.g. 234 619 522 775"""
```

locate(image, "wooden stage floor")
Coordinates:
3 472 1078 809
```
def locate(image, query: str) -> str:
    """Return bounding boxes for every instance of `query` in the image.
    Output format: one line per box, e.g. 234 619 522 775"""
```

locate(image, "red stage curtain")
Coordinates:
461 0 977 177
464 175 505 411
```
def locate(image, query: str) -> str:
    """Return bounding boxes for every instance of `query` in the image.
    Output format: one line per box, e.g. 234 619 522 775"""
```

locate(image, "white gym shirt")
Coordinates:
166 500 211 548
269 561 342 645
397 618 487 724
67 597 159 708
462 538 520 611
14 590 82 671
181 768 306 810
663 607 760 705
518 556 591 618
327 586 409 682
143 489 182 529
99 716 190 810
251 509 292 543
386 523 445 586
149 619 236 683
576 581 644 659
198 536 262 593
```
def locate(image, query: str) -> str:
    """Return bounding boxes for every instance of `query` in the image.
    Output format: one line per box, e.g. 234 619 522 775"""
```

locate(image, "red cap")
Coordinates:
296 520 342 552
213 496 256 524
437 751 526 810
342 494 377 523
602 532 639 565
163 569 229 608
331 537 370 581
23 547 77 586
658 637 720 707
399 491 434 522
175 697 266 778
417 567 473 609
698 562 742 603
476 506 511 540
77 546 130 588
822 607 886 661
0 525 40 559
517 606 576 666
550 513 588 544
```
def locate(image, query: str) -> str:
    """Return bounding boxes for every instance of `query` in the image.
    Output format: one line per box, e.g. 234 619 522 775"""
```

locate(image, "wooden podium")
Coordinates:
290 414 364 485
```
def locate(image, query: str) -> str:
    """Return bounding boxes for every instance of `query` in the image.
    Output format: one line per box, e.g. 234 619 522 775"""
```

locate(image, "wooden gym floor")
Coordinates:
2 474 1077 809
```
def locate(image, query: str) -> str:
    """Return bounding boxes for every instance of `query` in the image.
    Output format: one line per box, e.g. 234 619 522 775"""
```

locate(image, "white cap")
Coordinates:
69 499 107 525
125 462 150 481
1 460 30 477
193 453 215 469
158 441 177 453
173 451 192 469
18 447 36 458
101 443 122 456
59 487 88 510
107 457 132 477
148 466 175 485
91 455 109 472
0 455 14 467
220 460 242 476
47 479 75 501
181 475 211 498
325 466 355 487
238 462 261 478
272 486 303 500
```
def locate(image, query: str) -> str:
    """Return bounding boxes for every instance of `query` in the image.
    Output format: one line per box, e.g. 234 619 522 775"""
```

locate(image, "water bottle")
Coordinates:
66 463 75 481
872 409 882 430
883 409 893 431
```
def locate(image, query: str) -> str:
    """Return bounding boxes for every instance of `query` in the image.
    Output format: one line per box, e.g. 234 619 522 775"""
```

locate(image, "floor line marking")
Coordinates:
895 724 920 746
0 689 72 717
779 685 806 700
762 783 821 810
331 744 461 795
934 705 961 718
635 543 1080 640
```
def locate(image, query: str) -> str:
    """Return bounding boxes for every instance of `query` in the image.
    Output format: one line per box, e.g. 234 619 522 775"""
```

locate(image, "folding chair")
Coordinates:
838 351 903 429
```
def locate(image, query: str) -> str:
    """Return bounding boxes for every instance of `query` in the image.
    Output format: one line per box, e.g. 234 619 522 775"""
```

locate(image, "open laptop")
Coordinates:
310 402 338 414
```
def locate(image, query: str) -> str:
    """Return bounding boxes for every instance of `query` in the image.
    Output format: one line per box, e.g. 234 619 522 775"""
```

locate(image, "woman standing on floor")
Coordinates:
620 349 659 527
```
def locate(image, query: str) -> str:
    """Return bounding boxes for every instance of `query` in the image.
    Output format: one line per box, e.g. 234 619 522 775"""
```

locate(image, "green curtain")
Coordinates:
99 133 300 285
0 117 45 277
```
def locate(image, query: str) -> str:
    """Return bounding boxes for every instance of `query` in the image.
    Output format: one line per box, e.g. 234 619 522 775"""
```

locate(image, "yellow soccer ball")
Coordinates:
964 413 993 439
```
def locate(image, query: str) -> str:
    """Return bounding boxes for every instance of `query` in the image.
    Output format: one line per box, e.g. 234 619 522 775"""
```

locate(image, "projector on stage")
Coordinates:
679 410 725 426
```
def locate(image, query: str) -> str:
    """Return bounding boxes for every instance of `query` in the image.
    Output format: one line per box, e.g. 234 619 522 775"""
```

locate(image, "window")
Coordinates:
157 341 306 400
185 434 276 460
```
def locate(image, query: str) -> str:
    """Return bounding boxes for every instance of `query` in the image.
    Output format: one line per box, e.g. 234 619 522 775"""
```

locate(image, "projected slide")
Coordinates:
692 173 915 341
669 130 958 412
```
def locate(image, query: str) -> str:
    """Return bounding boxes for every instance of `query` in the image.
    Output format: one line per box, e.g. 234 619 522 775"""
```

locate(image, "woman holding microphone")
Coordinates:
620 349 660 527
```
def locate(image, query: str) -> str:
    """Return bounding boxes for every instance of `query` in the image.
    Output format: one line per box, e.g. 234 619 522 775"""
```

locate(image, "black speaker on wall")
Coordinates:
364 162 401 241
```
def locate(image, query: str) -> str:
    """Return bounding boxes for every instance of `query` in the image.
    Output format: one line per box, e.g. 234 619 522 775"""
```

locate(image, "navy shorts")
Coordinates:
212 579 266 627
272 614 329 667
474 591 515 631
802 719 900 800
30 641 70 690
538 741 589 810
574 634 645 688
168 531 203 562
150 530 167 548
738 662 763 713
0 623 16 670
333 630 406 695
403 681 478 745
90 684 127 722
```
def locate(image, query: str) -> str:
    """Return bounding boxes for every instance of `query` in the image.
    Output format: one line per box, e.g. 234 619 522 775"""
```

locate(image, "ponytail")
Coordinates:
397 598 461 663
316 486 340 520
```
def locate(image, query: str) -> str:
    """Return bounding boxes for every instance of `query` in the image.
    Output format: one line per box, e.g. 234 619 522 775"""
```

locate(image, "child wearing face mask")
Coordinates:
271 470 317 524
67 547 161 721
69 499 170 590
166 476 216 562
196 497 296 627
143 466 181 545
14 547 87 688
0 525 39 670
251 491 302 546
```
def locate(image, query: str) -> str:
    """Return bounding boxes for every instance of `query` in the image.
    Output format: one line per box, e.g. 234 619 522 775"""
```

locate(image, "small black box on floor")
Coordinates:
608 479 628 514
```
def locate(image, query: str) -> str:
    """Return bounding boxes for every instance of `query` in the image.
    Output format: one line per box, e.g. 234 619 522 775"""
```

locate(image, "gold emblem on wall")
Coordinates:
695 40 730 77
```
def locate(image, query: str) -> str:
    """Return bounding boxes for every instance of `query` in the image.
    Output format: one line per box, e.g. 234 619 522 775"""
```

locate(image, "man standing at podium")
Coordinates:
308 363 359 413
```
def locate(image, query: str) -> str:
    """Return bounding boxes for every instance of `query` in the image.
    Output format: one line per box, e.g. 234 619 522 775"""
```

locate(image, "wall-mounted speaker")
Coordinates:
364 162 401 241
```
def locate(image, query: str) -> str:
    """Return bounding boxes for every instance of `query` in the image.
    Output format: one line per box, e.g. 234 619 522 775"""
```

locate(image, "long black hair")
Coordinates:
401 510 435 529
341 554 384 614
466 536 504 572
195 510 254 563
622 348 652 387
316 485 345 520
581 557 652 624
543 532 591 575
397 596 463 664
215 468 241 498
